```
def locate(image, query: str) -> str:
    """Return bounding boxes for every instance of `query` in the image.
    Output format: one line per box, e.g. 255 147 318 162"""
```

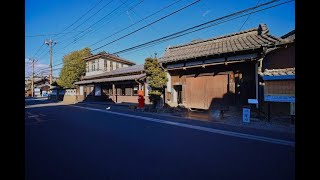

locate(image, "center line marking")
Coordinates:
70 105 295 147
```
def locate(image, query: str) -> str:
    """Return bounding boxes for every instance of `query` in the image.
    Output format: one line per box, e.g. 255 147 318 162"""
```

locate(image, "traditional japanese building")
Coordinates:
159 24 288 110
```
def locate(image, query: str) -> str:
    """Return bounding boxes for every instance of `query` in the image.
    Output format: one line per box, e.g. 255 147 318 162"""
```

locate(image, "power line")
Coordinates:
72 0 145 46
35 61 64 73
89 0 182 48
37 0 254 73
34 69 62 77
57 0 126 47
54 0 105 40
29 43 45 63
92 0 202 52
35 0 281 74
26 30 87 38
53 0 142 58
33 0 292 75
112 0 291 55
30 1 105 60
239 0 262 31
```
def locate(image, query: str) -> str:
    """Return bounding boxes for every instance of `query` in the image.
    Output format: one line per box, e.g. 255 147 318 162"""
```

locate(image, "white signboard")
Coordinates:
34 88 41 96
80 86 84 95
243 107 250 123
95 85 101 96
248 99 258 104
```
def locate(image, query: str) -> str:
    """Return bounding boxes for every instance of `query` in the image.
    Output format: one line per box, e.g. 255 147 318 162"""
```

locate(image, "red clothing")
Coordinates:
138 95 145 108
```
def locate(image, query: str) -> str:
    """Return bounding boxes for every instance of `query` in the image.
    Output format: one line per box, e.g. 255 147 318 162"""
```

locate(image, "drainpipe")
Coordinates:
135 79 142 90
256 47 267 109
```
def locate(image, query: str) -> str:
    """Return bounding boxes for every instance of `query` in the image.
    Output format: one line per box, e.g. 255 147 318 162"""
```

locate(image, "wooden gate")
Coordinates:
186 75 228 109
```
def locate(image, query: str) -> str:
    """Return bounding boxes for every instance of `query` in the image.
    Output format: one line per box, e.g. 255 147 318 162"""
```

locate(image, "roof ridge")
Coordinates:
265 34 286 43
83 52 136 64
168 27 259 49
265 67 295 71
281 30 295 39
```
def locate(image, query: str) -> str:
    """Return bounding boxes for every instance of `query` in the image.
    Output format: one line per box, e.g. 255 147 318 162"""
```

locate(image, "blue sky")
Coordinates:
25 0 295 77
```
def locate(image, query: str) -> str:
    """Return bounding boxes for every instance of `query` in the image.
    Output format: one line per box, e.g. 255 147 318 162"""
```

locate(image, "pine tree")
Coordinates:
144 57 167 107
57 48 91 88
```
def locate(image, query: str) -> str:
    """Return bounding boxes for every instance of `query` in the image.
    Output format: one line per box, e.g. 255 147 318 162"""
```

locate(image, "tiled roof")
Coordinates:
281 30 295 41
83 64 144 80
75 73 146 85
260 68 295 80
83 51 136 65
260 68 295 76
160 24 285 63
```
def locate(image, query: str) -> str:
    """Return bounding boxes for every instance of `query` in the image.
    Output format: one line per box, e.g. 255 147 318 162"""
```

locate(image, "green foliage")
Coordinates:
57 47 91 88
144 57 167 104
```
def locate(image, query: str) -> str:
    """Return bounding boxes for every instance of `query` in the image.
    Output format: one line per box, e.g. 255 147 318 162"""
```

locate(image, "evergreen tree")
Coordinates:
144 57 167 107
57 48 91 88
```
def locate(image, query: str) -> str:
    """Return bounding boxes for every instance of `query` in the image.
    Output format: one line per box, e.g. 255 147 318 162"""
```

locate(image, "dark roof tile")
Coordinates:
160 24 285 63
75 74 145 85
82 64 144 80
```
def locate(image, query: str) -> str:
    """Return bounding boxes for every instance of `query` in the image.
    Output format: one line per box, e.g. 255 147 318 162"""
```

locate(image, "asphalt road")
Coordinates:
25 99 295 180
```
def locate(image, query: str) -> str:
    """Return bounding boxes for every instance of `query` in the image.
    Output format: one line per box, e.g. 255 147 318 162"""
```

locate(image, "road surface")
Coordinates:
25 99 295 180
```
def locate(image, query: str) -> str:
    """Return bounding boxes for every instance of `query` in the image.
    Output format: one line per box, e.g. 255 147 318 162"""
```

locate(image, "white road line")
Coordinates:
25 98 48 101
70 105 295 147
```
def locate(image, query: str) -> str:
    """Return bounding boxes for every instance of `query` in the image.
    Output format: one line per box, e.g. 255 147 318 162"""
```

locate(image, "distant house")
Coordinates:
25 76 58 97
84 51 135 77
159 24 289 110
260 30 295 120
74 52 149 104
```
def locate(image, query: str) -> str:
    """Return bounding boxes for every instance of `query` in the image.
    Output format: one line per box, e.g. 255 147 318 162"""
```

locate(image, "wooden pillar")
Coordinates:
138 83 142 90
112 84 116 102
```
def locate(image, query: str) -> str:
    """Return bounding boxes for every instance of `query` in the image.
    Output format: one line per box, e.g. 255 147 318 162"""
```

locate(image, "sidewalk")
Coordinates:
74 101 295 141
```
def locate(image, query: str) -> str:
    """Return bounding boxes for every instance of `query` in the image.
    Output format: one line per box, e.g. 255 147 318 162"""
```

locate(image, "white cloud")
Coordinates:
35 63 49 68
202 10 211 17
25 62 50 78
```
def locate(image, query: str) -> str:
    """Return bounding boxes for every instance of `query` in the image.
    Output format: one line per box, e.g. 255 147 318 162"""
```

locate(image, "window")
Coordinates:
96 60 99 71
116 62 119 69
125 88 131 96
133 85 138 95
116 88 121 95
121 87 125 96
110 61 113 70
92 61 95 71
104 60 108 71
86 63 89 72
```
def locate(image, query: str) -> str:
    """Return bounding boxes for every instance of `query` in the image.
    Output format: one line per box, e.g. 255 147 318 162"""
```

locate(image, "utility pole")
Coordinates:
31 58 35 97
45 39 57 87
